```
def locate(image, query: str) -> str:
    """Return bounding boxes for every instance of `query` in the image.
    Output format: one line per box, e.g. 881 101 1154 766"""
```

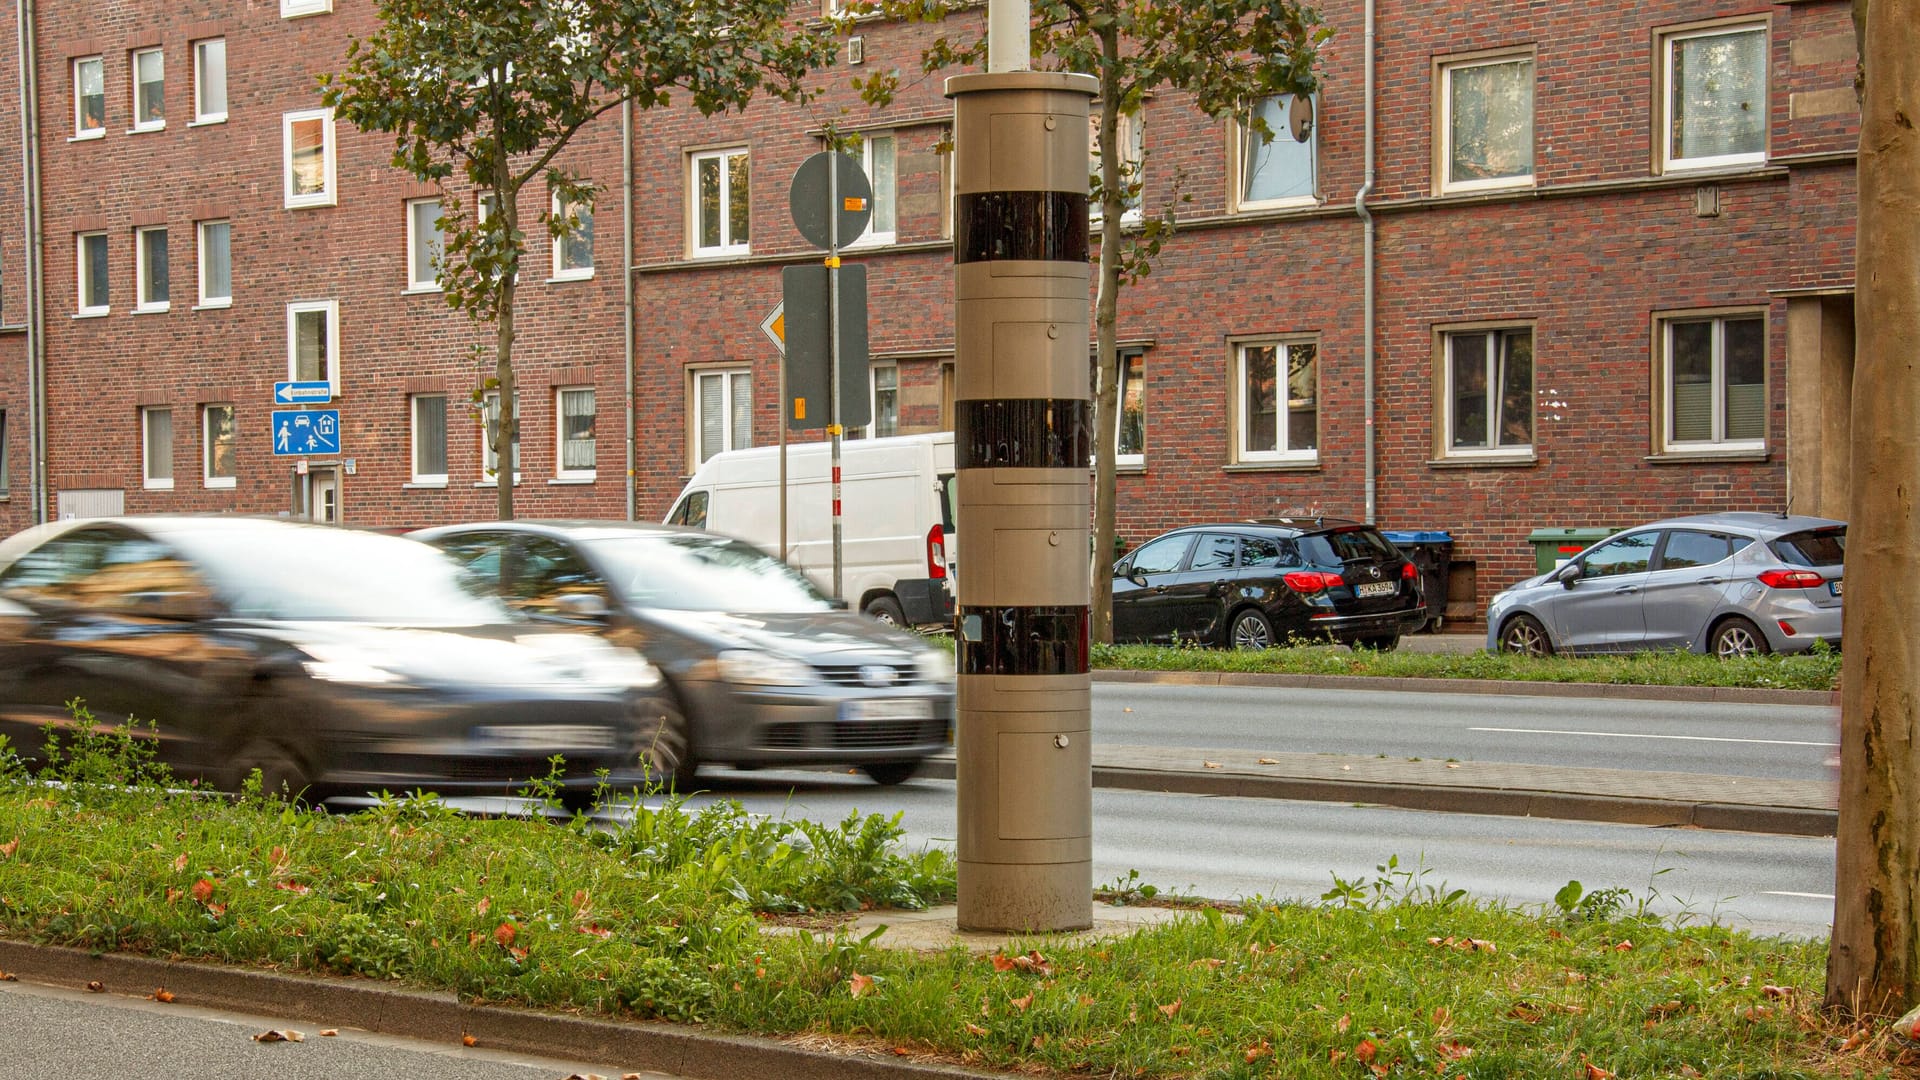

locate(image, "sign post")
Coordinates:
762 303 790 563
786 151 872 601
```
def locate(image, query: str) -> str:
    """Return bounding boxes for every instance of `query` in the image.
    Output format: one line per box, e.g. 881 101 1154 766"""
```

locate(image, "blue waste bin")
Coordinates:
1381 530 1453 633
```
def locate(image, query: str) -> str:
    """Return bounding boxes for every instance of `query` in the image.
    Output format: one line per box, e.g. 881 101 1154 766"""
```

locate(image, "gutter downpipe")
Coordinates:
1355 0 1376 525
622 97 636 520
17 0 47 523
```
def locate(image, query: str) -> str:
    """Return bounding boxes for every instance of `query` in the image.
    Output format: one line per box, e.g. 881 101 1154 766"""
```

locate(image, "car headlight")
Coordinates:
582 649 662 690
716 650 817 687
915 649 955 682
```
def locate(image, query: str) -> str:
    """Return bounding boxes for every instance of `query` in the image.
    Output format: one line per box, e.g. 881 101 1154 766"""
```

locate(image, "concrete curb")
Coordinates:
914 760 1837 838
1090 668 1839 707
0 941 1000 1080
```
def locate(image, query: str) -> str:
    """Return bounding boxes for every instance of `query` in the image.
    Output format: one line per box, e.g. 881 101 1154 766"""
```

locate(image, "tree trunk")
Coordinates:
1827 0 1920 1018
1089 26 1125 646
494 176 520 522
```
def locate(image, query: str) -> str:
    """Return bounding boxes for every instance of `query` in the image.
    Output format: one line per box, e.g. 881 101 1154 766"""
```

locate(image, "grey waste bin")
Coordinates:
1381 530 1453 633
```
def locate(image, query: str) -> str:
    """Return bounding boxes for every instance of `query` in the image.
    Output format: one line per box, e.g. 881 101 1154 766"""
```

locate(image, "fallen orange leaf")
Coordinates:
965 1023 988 1036
1435 1040 1473 1060
274 881 310 894
476 897 491 916
1336 1013 1351 1033
1584 1061 1614 1080
1355 1039 1378 1063
252 1029 304 1043
1158 1000 1181 1018
1431 1006 1450 1027
85 981 103 993
1614 940 1634 952
170 852 187 872
507 946 528 962
462 1033 478 1047
493 921 516 947
165 887 182 904
1761 984 1796 999
1010 993 1033 1011
1244 1041 1273 1063
318 1030 338 1037
577 924 613 939
191 878 214 904
0 971 15 982
849 972 875 998
1189 958 1224 970
0 837 15 860
149 988 175 1003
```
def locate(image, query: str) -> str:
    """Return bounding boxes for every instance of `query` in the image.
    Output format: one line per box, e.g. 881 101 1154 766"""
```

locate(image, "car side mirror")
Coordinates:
1554 563 1582 588
553 593 611 620
1126 568 1149 588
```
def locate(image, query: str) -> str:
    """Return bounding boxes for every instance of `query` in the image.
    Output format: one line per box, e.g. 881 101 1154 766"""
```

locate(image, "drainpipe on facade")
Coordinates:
622 97 636 520
1355 0 1376 525
16 0 47 524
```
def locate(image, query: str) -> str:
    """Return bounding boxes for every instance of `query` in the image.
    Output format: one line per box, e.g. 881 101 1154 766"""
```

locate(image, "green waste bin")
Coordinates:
1526 527 1615 575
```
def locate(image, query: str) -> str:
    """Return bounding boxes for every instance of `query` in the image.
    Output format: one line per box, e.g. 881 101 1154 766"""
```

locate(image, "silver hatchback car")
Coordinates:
1486 512 1845 658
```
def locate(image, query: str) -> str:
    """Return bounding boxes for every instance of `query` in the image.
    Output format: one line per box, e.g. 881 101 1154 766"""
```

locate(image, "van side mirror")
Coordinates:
553 593 611 620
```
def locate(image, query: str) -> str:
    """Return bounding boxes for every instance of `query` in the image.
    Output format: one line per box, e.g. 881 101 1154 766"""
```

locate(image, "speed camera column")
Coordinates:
945 69 1099 933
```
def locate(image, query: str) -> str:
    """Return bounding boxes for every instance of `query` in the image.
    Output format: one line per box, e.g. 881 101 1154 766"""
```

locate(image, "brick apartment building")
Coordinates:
0 1 1864 620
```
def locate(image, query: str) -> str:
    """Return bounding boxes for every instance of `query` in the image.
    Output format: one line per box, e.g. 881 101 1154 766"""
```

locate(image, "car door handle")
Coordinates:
1612 586 1640 595
1209 580 1229 597
1696 577 1725 585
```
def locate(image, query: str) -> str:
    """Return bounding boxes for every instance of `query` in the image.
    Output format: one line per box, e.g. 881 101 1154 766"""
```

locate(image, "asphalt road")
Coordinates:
1091 683 1840 781
671 770 1838 940
0 979 670 1080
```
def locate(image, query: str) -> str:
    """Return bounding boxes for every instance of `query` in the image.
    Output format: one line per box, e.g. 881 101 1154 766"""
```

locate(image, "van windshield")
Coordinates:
584 534 831 613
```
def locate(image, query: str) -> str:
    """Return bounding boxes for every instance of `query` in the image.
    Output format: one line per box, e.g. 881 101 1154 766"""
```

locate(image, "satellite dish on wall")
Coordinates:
1288 95 1315 143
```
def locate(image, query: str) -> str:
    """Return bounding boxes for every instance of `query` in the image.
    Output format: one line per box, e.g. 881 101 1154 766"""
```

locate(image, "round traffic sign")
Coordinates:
789 151 874 250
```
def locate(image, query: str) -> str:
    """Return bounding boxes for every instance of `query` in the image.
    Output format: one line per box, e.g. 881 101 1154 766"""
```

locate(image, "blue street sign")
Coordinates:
274 380 334 404
271 409 341 457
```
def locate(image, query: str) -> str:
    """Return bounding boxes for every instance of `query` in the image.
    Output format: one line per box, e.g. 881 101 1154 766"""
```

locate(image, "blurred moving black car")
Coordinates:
410 521 956 787
1112 519 1427 651
0 517 682 802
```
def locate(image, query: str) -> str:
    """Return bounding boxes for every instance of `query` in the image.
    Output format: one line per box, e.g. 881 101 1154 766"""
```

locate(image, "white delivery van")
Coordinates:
665 432 957 628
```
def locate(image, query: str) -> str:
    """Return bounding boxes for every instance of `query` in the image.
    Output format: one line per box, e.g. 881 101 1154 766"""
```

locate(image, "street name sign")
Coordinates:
274 380 334 404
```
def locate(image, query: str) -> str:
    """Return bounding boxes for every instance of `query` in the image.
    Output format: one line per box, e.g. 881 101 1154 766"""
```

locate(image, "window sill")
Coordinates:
1222 460 1319 473
1234 196 1321 214
187 116 227 128
549 475 597 485
285 197 338 211
128 123 167 135
1439 178 1535 197
68 131 106 143
192 300 233 311
1645 449 1770 465
204 478 237 490
282 4 334 18
1427 453 1537 469
133 304 171 315
144 481 175 491
72 310 109 320
546 271 595 284
1661 157 1768 177
404 480 448 490
401 285 444 296
688 248 752 262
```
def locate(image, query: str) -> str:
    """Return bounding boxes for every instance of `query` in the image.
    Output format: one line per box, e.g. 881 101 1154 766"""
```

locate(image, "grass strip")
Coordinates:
0 724 1894 1079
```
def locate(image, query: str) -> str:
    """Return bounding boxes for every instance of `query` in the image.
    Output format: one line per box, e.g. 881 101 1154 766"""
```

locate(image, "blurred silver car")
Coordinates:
1485 512 1844 658
411 522 956 787
0 516 681 803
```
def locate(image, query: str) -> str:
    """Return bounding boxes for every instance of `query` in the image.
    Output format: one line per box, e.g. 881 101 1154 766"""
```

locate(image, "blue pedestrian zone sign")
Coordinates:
272 409 341 456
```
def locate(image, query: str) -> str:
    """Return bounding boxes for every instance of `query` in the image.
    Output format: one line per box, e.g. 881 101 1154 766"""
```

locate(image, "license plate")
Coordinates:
474 724 615 752
1355 581 1396 599
1830 579 1843 597
842 699 934 722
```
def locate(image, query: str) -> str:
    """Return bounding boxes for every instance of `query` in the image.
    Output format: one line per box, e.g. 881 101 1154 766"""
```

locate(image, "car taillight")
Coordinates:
1758 568 1825 589
1401 562 1418 580
927 524 947 580
1283 570 1345 593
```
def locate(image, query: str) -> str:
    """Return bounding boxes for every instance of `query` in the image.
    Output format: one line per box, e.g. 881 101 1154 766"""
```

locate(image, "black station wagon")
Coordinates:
1111 519 1428 651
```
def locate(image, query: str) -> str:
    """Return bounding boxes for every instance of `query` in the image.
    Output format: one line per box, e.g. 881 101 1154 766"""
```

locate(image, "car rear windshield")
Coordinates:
1297 528 1398 568
1771 527 1846 568
585 534 832 613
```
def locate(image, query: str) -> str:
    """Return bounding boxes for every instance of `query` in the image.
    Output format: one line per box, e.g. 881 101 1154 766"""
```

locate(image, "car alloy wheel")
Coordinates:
1230 609 1274 650
1499 614 1552 657
1711 617 1770 659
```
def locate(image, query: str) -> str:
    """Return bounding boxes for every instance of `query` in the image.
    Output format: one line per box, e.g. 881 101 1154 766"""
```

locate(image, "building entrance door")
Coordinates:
304 467 339 524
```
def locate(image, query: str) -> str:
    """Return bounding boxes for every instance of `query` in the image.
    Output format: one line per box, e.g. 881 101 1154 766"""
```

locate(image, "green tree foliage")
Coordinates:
322 0 837 518
848 1 1327 640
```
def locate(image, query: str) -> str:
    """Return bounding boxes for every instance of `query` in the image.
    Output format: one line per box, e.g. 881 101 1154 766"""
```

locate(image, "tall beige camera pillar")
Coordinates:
946 69 1099 933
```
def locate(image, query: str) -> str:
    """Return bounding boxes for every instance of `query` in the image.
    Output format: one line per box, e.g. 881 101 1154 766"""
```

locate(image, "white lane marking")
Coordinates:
1763 891 1834 900
1469 726 1837 748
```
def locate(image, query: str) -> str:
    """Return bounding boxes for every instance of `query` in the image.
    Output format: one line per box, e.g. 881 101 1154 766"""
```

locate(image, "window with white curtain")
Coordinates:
1440 53 1534 192
557 387 596 477
143 407 174 489
1662 23 1767 171
1662 314 1766 451
411 394 447 484
693 369 751 465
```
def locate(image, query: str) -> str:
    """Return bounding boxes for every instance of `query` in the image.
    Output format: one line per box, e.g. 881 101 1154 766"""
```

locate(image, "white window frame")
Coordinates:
131 47 165 133
1090 109 1144 226
282 108 337 209
202 404 236 489
134 225 170 313
196 220 232 308
285 300 340 396
1659 312 1768 453
72 56 105 139
1115 349 1146 468
1441 326 1535 459
281 0 332 17
142 406 174 490
405 198 444 292
860 363 898 439
1438 51 1535 194
555 386 597 480
410 393 449 485
479 390 522 484
1233 338 1318 465
691 367 751 466
550 190 594 281
191 38 227 125
76 231 110 316
846 133 897 247
1660 22 1769 173
689 148 750 257
1235 95 1319 212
